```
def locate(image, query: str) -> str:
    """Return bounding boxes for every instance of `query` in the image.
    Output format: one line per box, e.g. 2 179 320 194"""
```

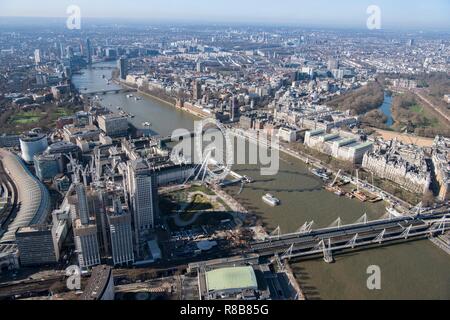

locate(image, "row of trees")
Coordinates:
360 109 389 129
327 82 385 115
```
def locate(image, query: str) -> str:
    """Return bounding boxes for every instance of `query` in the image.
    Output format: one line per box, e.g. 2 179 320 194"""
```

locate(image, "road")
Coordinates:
372 128 435 148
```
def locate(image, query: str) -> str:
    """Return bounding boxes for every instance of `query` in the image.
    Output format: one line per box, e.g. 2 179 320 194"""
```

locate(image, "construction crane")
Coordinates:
330 169 342 187
354 169 368 202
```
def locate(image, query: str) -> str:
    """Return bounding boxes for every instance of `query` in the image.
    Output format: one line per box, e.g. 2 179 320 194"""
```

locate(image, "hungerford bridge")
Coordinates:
248 211 450 263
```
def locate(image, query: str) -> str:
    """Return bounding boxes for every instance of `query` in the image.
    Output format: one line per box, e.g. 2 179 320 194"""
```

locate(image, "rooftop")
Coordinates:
206 266 258 293
0 150 51 243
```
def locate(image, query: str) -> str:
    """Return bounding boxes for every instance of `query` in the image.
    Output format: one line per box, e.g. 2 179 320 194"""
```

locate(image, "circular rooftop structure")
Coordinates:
19 132 48 163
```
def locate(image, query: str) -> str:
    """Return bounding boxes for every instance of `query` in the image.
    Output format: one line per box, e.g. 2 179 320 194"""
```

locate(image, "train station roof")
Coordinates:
0 150 50 243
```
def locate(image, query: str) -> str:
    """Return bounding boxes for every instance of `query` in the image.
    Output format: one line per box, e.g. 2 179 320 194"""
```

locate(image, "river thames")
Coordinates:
73 63 450 300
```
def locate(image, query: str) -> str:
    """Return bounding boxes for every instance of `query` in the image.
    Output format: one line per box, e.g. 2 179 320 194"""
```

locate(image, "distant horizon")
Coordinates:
1 16 450 34
1 0 450 31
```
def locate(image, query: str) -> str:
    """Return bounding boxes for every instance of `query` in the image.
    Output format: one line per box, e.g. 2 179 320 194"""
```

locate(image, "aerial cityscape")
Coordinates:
0 0 449 304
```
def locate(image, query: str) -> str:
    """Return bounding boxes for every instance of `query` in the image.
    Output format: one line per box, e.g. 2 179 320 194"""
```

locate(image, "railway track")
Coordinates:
0 160 18 233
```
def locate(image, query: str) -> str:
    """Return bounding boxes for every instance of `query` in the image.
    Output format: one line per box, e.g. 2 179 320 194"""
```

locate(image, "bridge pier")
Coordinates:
323 250 334 264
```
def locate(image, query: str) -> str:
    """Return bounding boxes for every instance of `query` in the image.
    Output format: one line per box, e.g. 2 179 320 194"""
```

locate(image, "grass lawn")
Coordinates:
8 107 74 126
52 108 73 118
392 101 442 131
9 111 45 125
410 104 423 114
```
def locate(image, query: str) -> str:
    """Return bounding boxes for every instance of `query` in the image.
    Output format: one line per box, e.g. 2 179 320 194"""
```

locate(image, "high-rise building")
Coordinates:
327 58 339 71
66 46 74 59
196 60 203 72
85 38 93 65
193 79 202 101
118 57 128 80
73 219 101 269
107 200 134 266
59 42 65 59
230 96 240 122
34 49 41 65
34 153 61 181
106 48 117 59
126 159 158 248
75 183 90 225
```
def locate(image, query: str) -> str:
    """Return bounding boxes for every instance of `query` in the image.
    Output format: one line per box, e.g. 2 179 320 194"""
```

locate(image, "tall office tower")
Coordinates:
107 199 134 266
80 41 85 56
88 188 110 257
126 159 158 248
66 46 74 59
118 57 128 80
86 38 93 65
196 60 203 72
327 58 339 71
73 219 101 269
96 46 104 58
75 183 90 225
34 49 41 65
193 79 202 101
59 42 65 59
230 96 240 121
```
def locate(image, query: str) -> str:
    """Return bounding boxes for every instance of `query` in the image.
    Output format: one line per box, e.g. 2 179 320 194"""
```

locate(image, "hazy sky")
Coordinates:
1 0 449 29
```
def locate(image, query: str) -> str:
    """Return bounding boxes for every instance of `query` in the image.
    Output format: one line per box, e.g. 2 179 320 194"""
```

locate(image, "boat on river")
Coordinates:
310 168 330 181
262 193 280 206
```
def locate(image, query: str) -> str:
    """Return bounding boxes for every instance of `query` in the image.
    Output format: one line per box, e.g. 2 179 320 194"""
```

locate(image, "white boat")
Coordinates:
143 122 151 127
262 193 280 206
310 168 330 181
126 94 134 98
